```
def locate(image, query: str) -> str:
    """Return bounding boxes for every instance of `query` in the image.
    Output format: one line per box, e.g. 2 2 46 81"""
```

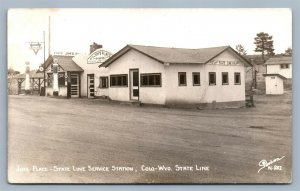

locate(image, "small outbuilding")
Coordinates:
263 74 286 95
99 44 252 108
264 56 292 94
44 55 84 97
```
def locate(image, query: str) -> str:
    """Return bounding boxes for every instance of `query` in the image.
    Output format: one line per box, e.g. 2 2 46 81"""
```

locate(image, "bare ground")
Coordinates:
7 92 292 184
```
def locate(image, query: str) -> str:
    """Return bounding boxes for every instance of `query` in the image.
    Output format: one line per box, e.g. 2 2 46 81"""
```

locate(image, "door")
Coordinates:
130 69 139 100
268 76 277 94
87 74 95 98
70 73 79 98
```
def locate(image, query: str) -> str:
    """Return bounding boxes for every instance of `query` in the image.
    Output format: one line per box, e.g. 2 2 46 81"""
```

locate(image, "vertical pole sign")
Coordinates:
53 58 59 96
24 61 30 94
28 31 46 96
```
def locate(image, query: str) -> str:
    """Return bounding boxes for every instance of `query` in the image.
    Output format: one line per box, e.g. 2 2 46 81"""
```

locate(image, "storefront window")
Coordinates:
110 74 128 87
141 73 161 87
178 72 186 86
193 72 200 86
100 76 108 88
58 73 65 86
234 72 241 85
222 72 229 85
209 72 216 85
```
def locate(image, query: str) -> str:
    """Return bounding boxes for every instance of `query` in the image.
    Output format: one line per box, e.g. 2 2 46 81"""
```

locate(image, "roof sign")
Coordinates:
87 49 112 64
53 52 79 56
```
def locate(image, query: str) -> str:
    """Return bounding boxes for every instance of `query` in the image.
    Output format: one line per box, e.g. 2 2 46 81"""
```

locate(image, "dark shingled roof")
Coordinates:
44 55 84 72
265 56 292 65
263 73 287 80
100 44 251 67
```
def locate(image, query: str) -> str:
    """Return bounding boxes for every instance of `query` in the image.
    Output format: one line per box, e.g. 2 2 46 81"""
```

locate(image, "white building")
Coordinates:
263 74 286 95
265 57 292 79
44 43 112 98
72 47 111 98
264 56 292 95
44 55 84 97
99 45 252 108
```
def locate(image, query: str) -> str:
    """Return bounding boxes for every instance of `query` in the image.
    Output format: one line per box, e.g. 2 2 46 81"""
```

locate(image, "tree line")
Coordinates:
235 32 292 63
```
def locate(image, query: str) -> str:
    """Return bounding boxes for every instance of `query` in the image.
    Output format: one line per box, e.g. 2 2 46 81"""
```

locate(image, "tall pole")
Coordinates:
43 31 46 92
27 31 46 96
48 16 51 56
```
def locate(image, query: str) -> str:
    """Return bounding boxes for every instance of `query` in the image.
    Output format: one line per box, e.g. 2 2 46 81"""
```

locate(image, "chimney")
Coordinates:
90 42 103 53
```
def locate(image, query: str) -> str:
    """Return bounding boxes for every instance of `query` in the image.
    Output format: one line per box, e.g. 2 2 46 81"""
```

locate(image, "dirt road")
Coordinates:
7 93 292 183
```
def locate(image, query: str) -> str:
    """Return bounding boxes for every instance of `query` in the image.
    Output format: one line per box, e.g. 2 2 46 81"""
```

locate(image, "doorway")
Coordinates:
87 74 95 98
70 73 79 98
129 69 139 100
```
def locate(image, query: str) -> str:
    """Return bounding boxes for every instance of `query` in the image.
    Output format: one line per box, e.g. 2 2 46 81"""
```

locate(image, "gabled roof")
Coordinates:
265 56 292 65
263 73 287 80
100 44 252 68
43 55 84 72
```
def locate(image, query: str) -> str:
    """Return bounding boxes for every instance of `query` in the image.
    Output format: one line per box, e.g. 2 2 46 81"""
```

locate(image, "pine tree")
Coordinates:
284 47 292 56
254 32 275 62
235 44 247 55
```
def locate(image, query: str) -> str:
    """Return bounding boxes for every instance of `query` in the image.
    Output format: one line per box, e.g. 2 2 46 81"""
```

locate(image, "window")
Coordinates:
58 73 65 86
140 73 161 87
99 76 108 88
234 72 241 85
193 72 200 86
209 72 216 85
222 72 229 85
47 73 53 86
178 72 186 86
133 72 139 86
110 74 128 87
280 64 290 69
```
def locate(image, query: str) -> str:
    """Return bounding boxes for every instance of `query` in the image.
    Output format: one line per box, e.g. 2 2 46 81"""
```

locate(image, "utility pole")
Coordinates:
48 16 51 56
43 31 46 92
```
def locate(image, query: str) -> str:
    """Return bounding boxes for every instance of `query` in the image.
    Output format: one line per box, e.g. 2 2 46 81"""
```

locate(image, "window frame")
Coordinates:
178 72 187 86
222 72 229 85
234 72 241 85
280 64 290 69
140 73 162 87
58 72 65 87
110 74 128 87
99 76 109 89
192 72 201 86
209 72 216 86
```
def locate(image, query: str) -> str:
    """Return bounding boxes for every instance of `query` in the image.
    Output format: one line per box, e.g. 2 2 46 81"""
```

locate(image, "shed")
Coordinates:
263 73 286 95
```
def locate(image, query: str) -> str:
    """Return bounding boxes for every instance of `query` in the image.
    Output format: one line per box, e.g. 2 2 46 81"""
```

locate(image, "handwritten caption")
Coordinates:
258 156 285 173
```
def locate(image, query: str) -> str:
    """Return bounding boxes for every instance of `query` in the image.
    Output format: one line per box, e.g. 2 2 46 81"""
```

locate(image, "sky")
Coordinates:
7 8 292 72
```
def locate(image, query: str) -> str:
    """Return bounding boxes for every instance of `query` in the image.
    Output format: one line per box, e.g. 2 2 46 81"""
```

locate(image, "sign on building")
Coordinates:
87 49 112 64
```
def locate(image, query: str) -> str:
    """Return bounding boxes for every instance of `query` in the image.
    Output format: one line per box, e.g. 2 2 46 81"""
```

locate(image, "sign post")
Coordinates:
52 59 59 96
27 31 46 96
